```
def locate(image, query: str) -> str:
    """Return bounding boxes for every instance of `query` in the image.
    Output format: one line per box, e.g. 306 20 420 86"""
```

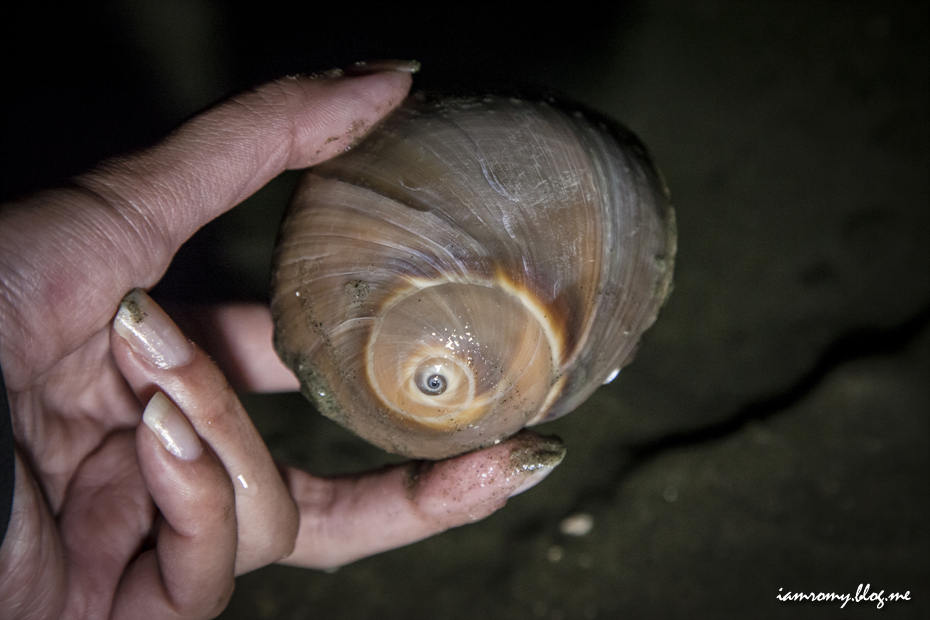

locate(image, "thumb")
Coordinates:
0 69 413 386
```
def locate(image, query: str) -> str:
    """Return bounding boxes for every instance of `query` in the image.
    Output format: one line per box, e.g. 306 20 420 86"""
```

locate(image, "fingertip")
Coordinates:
141 391 203 461
501 431 566 497
113 288 194 371
279 69 414 169
341 59 421 76
413 431 566 522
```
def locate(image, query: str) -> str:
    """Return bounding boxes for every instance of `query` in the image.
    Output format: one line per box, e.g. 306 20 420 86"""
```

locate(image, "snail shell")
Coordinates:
271 93 676 459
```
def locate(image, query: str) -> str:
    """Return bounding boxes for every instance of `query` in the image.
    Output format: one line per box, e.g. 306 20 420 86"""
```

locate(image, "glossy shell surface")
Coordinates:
271 93 676 459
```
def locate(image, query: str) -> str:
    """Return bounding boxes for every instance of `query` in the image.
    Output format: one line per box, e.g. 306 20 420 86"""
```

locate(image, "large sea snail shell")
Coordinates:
271 92 676 459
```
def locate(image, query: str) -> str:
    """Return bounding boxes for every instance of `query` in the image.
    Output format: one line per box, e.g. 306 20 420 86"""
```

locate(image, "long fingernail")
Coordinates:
114 289 193 369
342 59 421 76
143 392 203 461
508 434 566 497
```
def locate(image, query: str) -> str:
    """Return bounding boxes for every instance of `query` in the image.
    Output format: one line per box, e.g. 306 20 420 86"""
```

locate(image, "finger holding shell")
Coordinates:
271 93 675 459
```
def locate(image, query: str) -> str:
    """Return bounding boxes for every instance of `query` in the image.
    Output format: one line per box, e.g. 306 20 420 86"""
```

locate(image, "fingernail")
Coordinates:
114 289 193 369
508 434 566 498
143 392 203 461
342 59 421 76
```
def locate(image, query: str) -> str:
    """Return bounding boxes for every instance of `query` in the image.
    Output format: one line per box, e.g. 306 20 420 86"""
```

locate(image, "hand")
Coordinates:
0 67 565 619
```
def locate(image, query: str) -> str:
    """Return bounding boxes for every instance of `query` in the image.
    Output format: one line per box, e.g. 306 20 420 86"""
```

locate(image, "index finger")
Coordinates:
281 431 566 570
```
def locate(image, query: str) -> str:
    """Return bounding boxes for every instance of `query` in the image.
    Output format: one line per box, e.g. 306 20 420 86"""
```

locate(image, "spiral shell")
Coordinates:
271 93 676 459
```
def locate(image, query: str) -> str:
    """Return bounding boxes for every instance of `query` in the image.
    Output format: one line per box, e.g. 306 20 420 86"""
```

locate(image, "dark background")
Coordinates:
2 1 927 618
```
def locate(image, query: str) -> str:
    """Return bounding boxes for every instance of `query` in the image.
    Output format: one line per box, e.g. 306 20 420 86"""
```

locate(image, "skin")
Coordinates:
0 70 562 620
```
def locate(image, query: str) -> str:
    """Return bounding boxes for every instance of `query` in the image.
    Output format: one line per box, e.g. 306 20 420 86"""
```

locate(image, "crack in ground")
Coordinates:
562 301 930 518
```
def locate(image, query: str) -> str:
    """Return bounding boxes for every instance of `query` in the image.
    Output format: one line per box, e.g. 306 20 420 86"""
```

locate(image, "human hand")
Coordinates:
0 65 565 619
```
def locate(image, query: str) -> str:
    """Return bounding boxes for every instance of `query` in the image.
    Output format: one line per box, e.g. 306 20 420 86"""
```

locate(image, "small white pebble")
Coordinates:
559 512 594 536
546 545 564 563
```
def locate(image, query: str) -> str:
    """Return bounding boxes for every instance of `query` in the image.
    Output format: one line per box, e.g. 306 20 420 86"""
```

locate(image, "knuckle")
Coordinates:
263 495 301 563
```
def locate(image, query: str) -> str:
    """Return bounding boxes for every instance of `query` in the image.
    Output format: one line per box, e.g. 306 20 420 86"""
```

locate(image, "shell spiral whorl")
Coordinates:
271 92 676 459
